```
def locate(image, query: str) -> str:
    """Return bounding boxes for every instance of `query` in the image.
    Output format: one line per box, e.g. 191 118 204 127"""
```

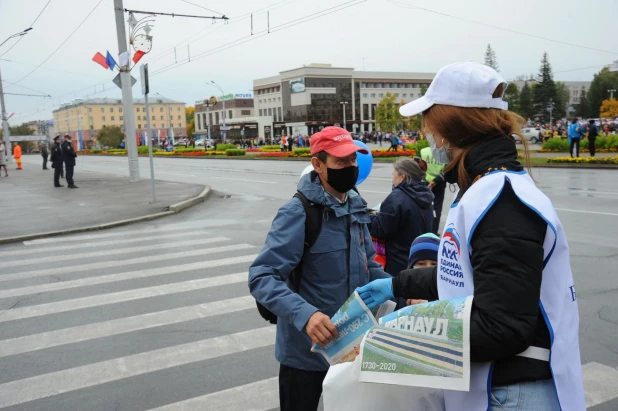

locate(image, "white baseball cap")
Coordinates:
399 62 508 117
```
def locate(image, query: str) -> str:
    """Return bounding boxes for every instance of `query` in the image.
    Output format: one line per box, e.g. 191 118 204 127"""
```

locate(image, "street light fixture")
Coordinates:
207 81 226 142
0 28 33 163
340 101 348 131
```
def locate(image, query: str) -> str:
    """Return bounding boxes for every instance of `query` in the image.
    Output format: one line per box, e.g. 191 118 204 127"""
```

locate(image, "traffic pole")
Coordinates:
0 65 12 164
114 0 140 182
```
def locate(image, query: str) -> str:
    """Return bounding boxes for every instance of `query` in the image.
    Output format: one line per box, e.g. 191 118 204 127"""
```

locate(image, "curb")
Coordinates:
0 185 213 245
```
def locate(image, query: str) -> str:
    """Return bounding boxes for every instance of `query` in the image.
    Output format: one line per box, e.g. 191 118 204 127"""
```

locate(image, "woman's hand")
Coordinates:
356 279 394 309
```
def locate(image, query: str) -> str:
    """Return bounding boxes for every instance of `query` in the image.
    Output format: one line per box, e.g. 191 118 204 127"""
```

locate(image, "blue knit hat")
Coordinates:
408 233 440 268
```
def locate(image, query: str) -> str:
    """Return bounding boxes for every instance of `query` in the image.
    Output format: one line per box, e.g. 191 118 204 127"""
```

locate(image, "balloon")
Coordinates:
354 140 373 185
300 164 313 179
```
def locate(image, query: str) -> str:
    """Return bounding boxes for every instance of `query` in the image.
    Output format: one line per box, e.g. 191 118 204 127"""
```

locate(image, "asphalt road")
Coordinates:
1 155 616 410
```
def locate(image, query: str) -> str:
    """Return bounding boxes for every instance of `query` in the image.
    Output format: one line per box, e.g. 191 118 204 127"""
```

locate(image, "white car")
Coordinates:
196 139 214 149
514 127 541 144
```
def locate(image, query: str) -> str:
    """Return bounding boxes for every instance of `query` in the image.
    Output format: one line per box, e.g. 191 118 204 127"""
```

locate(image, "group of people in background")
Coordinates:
0 139 23 176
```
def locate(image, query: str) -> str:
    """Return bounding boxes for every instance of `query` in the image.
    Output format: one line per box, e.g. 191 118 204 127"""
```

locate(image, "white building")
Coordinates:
194 94 255 139
253 63 435 140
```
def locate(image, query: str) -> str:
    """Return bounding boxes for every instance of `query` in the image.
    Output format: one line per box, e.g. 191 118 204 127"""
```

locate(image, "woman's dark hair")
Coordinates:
422 84 530 193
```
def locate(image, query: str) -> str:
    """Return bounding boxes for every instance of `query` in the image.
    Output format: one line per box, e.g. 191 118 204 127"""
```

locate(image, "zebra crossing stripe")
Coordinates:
0 244 254 283
0 327 276 408
0 255 256 299
2 237 228 268
583 361 618 408
0 271 251 323
0 230 207 258
0 296 256 358
148 377 279 411
21 220 218 245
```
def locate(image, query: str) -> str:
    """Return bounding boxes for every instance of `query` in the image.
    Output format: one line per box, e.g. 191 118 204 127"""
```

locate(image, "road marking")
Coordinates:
0 230 207 258
0 244 255 283
22 220 215 245
0 271 250 323
0 327 276 408
148 377 279 411
0 254 257 299
2 237 226 268
555 208 618 217
583 361 618 408
210 176 276 184
0 295 255 357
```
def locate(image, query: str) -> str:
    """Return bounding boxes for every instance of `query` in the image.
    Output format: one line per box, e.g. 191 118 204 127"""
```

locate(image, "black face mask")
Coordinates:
326 165 358 194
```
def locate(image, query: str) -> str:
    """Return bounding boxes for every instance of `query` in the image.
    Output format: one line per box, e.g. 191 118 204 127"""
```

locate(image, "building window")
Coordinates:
120 116 123 121
209 113 213 125
363 104 369 120
178 115 181 120
137 116 141 120
371 93 376 98
379 93 384 98
111 116 115 121
101 108 105 113
160 116 164 120
160 107 163 112
241 110 250 115
268 108 272 116
143 108 146 112
215 112 219 124
402 93 407 98
137 124 141 128
362 93 368 98
361 82 367 88
386 83 392 88
276 86 280 92
152 116 155 120
394 94 399 98
110 108 114 113
177 107 180 111
197 113 202 130
259 109 263 116
119 108 123 113
88 108 92 113
273 111 278 122
102 116 106 121
229 110 233 119
377 83 383 88
89 117 93 123
278 107 282 120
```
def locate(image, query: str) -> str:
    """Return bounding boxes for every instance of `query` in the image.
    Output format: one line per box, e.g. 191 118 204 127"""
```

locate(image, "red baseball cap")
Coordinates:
309 126 368 157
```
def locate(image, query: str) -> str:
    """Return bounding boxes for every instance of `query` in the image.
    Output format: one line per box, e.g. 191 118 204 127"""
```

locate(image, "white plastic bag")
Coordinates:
323 360 445 411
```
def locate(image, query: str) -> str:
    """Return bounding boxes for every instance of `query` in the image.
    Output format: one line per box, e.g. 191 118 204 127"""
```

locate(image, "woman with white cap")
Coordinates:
356 62 585 410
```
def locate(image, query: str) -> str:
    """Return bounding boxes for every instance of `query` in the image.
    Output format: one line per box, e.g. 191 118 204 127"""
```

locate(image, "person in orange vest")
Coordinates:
13 143 22 170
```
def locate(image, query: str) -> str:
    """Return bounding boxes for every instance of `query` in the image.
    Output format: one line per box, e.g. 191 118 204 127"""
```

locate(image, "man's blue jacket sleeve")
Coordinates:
248 199 319 332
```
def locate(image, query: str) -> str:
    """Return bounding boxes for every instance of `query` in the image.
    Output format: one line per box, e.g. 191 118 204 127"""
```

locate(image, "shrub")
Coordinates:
541 138 569 152
405 139 428 153
92 149 102 154
174 147 204 153
293 148 311 155
216 143 237 151
225 149 246 156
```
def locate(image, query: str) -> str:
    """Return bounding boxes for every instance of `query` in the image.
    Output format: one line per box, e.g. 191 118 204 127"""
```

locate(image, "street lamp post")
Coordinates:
208 81 226 142
340 101 348 131
609 89 616 100
0 28 32 163
547 100 555 126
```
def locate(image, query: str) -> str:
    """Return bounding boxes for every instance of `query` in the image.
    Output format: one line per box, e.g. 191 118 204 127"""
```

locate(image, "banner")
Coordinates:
358 296 472 391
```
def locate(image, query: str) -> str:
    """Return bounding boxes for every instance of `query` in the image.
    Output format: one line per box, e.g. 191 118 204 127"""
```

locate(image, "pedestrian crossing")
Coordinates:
0 219 617 410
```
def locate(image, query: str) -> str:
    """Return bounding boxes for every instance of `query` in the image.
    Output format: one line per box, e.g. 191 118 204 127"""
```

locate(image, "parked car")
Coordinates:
514 127 541 144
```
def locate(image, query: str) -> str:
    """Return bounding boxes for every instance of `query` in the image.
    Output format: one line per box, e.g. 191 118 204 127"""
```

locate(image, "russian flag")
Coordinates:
105 51 117 71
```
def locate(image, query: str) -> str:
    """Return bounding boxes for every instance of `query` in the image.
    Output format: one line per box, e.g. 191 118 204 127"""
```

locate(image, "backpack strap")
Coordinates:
291 191 324 292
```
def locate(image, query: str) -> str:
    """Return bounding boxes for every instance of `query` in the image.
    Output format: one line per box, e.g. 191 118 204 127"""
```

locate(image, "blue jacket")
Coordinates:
248 172 390 371
568 122 582 143
369 181 434 276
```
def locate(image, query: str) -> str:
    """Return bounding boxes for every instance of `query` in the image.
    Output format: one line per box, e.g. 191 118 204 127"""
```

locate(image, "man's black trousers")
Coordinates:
279 364 327 411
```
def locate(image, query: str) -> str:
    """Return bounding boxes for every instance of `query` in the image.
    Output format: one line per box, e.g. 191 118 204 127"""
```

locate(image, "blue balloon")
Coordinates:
354 140 373 185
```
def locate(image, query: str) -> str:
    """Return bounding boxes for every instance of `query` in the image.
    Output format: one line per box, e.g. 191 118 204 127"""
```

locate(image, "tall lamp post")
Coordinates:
0 28 32 163
208 81 226 142
547 99 555 127
340 101 348 131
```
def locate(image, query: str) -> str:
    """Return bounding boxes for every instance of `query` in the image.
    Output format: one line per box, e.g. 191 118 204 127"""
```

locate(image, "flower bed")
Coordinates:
257 152 292 157
246 148 260 153
371 150 416 157
547 156 618 165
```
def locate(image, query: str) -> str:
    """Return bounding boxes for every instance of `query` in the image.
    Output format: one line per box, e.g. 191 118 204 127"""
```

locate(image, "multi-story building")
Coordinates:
24 119 55 142
194 94 256 139
253 63 435 140
52 97 187 146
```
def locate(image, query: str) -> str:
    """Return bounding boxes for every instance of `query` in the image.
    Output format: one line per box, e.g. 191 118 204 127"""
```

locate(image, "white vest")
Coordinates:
437 171 585 411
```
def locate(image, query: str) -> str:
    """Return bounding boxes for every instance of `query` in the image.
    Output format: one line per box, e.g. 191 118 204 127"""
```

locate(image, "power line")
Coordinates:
0 0 53 57
7 0 105 87
4 92 51 98
150 0 367 77
387 0 618 56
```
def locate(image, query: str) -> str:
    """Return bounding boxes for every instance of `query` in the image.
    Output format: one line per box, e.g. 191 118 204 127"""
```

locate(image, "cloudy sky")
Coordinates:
1 0 616 124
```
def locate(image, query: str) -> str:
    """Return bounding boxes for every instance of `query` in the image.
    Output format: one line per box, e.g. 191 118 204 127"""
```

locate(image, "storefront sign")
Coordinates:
218 93 253 101
290 78 305 94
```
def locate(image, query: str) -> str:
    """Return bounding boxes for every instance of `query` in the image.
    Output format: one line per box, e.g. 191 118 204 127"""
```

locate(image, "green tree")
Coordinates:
0 123 34 138
574 87 590 118
503 83 520 113
553 82 570 120
533 52 557 121
585 67 618 118
420 84 428 97
376 92 402 132
96 125 123 148
484 44 499 72
519 82 534 119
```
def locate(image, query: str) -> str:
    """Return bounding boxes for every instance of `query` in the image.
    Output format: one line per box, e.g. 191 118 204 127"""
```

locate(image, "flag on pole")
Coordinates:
92 52 109 69
119 51 130 67
78 130 84 150
132 50 145 64
105 51 117 71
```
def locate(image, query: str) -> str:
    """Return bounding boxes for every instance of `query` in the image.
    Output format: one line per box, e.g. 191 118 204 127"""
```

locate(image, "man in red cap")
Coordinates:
249 127 390 411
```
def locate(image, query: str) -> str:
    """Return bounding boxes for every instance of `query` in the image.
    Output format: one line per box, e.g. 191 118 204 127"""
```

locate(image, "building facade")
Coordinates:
512 80 591 117
194 95 255 139
253 63 435 140
24 119 55 143
52 97 187 146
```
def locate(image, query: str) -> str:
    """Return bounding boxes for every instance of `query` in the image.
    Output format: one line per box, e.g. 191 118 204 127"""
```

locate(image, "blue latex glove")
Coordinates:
356 278 394 310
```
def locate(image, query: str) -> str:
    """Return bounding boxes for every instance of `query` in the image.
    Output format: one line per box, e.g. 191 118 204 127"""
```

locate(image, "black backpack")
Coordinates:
256 191 324 324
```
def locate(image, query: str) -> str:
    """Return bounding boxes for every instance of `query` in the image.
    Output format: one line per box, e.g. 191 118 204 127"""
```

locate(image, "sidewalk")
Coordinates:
0 160 205 240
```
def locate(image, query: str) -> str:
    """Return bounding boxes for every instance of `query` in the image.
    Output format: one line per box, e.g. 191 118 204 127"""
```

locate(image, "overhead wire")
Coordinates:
7 0 105 87
386 0 618 55
0 0 53 57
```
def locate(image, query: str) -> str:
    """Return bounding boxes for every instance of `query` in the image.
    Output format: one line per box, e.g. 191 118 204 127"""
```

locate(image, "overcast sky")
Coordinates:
1 0 616 124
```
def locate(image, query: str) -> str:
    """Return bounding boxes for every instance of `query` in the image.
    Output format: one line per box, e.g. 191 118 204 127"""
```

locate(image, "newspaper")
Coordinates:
311 292 396 365
358 296 473 391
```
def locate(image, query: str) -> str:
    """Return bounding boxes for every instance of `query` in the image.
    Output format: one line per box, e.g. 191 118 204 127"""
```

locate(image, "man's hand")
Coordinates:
305 312 338 347
428 181 436 190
